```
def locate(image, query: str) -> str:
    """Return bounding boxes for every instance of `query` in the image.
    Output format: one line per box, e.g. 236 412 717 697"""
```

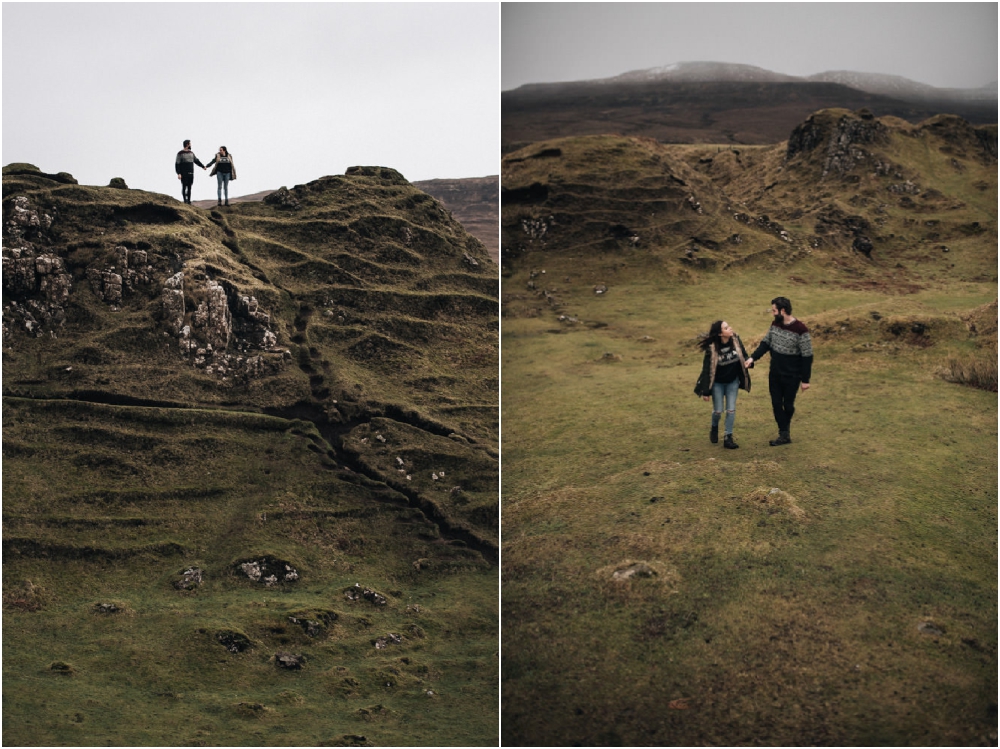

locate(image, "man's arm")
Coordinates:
799 331 813 386
747 330 771 367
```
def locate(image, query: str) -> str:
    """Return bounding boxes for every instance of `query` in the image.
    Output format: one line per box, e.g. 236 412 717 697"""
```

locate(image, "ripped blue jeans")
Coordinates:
711 378 739 436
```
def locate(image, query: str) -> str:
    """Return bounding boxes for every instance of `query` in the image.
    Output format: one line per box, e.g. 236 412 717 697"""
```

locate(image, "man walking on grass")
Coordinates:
746 296 813 446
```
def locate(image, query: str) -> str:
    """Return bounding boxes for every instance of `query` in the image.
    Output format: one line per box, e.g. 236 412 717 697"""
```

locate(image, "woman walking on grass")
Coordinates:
206 146 236 206
693 320 751 449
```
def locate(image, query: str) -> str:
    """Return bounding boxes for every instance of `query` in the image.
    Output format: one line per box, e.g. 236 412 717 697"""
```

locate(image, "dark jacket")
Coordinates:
694 335 751 396
175 149 205 176
749 318 813 383
206 152 236 179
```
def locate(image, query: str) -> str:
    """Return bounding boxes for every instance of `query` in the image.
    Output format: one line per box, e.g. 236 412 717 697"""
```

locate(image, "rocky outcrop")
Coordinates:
83 246 154 307
786 109 889 177
194 281 233 350
263 186 301 210
161 272 186 335
2 197 72 337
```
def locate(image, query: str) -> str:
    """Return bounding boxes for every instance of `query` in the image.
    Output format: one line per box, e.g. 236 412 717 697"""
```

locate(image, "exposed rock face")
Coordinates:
195 281 233 350
161 272 186 335
108 177 128 189
2 197 71 337
786 109 889 177
262 186 301 210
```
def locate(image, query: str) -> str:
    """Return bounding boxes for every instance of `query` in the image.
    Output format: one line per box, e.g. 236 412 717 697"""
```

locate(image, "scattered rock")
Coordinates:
275 652 305 670
373 633 402 650
917 621 945 636
217 630 253 653
236 556 300 586
174 566 203 590
108 177 129 190
611 562 657 581
593 284 608 295
601 352 622 362
344 583 387 606
263 186 301 210
49 661 75 675
852 235 874 258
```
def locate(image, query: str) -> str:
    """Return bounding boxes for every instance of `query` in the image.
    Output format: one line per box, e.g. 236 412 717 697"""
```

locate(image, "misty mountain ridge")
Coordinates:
527 61 997 102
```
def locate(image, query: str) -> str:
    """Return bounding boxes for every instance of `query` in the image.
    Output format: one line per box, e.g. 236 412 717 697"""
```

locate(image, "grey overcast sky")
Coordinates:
502 2 997 91
3 2 498 202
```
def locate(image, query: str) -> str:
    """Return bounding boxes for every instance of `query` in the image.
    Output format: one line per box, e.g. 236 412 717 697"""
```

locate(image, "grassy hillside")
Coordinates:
500 111 997 745
3 164 498 745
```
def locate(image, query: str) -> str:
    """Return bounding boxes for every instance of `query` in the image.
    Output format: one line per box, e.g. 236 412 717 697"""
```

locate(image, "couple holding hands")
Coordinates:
694 296 813 449
174 139 237 206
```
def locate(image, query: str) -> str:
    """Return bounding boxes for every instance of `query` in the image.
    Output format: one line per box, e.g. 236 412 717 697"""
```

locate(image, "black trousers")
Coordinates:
769 372 800 432
180 175 193 203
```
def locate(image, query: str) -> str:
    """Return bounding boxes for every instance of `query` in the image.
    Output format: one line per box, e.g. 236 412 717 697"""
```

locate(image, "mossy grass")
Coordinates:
501 116 996 745
3 165 498 745
3 398 497 746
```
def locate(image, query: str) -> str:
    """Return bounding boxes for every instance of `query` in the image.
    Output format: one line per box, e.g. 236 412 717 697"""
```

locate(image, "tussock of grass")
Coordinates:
943 353 999 391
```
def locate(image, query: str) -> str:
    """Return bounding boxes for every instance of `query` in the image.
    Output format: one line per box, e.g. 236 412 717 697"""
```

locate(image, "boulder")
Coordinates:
108 177 129 190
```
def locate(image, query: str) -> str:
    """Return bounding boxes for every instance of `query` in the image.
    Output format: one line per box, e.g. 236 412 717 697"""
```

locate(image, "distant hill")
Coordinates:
2 163 498 744
195 177 499 264
414 177 498 264
503 62 998 153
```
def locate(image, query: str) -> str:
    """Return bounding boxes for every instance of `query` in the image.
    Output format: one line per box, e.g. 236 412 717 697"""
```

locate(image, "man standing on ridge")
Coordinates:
746 296 813 446
175 139 206 204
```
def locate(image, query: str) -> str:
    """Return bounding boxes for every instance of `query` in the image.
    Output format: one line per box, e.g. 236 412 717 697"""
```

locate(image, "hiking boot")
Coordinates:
710 425 719 444
769 431 791 446
225 200 230 206
724 434 739 449
218 200 223 206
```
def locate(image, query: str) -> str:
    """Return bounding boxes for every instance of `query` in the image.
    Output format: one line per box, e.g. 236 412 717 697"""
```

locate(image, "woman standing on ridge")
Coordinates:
206 146 237 206
693 320 752 449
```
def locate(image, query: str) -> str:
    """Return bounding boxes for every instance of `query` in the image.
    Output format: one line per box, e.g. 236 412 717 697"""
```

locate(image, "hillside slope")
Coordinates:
500 111 997 745
2 164 498 745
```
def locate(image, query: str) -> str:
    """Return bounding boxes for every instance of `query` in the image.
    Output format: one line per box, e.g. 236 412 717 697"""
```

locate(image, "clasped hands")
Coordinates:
177 167 208 179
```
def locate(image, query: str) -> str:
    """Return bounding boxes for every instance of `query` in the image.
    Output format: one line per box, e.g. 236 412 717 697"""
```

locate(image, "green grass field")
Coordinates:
501 261 996 746
3 398 497 746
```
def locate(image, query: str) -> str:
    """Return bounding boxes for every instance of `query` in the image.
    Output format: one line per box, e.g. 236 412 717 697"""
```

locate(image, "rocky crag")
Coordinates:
2 164 498 745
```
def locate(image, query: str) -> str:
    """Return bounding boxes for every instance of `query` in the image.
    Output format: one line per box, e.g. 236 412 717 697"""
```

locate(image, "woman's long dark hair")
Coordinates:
697 320 725 352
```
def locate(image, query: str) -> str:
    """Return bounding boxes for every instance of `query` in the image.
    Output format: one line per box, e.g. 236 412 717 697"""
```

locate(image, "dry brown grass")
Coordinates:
944 354 999 392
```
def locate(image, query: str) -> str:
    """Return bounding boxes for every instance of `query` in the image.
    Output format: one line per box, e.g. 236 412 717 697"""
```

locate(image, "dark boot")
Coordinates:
724 434 739 449
225 200 230 206
218 200 223 206
769 430 791 446
710 425 719 444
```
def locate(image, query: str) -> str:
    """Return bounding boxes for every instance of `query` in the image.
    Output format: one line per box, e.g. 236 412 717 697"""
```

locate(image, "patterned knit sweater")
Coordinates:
750 318 813 382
